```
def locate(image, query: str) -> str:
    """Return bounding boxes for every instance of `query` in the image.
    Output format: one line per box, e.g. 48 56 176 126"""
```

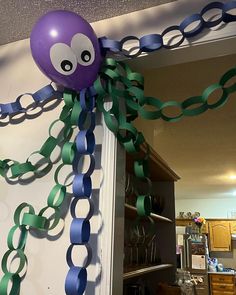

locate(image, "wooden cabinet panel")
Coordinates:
211 283 234 292
230 221 236 234
211 274 234 284
176 219 192 227
175 219 208 233
210 274 235 295
212 292 235 294
208 221 231 251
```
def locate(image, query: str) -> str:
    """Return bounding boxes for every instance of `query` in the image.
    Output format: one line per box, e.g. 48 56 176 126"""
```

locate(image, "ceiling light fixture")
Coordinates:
229 175 236 180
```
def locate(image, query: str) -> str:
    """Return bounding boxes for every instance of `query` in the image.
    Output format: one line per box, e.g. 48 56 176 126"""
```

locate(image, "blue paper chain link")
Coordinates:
0 84 62 117
99 1 236 57
2 1 235 118
65 89 96 295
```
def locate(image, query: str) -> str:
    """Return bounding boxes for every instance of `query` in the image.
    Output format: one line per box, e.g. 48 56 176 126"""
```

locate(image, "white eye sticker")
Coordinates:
71 33 95 66
50 43 77 75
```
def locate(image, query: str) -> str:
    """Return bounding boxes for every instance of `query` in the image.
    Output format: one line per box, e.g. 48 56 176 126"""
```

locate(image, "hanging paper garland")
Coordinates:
0 2 236 295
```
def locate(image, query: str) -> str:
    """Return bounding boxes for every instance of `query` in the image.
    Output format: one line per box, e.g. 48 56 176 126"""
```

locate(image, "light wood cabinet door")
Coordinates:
230 221 236 234
210 274 235 295
209 221 231 251
212 291 235 295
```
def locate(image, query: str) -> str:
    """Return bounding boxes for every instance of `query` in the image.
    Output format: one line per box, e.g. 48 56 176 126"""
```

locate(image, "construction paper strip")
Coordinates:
72 175 92 198
70 218 90 244
70 198 94 220
0 273 20 295
65 267 87 295
7 225 28 251
66 244 92 268
1 249 27 274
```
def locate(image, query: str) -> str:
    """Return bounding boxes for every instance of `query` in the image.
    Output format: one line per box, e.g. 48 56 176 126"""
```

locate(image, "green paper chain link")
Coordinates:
0 90 81 295
0 91 79 181
0 57 236 293
94 58 236 217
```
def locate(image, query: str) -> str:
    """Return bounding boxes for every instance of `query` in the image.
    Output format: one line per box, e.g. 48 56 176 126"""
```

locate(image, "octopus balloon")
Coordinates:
30 10 102 91
0 3 236 295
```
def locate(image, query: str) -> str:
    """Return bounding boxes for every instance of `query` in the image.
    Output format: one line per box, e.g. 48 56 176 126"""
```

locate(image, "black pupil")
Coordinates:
81 50 91 62
61 60 73 72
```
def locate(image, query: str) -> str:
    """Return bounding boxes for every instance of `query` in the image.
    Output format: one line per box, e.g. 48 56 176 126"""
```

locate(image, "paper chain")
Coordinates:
1 1 236 118
100 1 236 57
0 1 236 295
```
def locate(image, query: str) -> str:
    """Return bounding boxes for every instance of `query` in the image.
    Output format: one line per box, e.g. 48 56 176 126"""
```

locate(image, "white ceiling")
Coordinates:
0 0 176 45
134 53 236 200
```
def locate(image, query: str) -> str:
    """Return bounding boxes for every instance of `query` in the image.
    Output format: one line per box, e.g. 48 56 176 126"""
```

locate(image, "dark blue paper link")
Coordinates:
161 25 185 49
0 101 22 115
79 89 95 111
180 13 204 38
70 218 90 244
66 244 92 268
223 1 236 22
140 34 163 52
78 111 96 132
201 2 224 28
70 197 94 220
76 130 95 154
72 154 96 177
0 84 62 115
72 174 92 198
99 37 122 52
65 267 87 295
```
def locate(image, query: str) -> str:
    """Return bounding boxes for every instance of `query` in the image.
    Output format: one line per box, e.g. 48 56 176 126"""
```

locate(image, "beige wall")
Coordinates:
0 39 103 295
211 241 236 269
134 54 236 215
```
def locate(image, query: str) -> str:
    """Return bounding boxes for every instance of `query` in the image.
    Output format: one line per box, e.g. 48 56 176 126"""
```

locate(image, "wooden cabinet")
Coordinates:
124 145 180 289
176 219 208 234
208 221 231 251
209 273 235 295
230 221 236 234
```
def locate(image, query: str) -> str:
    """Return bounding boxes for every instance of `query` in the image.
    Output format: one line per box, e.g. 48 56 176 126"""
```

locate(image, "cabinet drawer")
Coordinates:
212 292 235 295
211 283 234 292
211 274 234 284
212 291 235 295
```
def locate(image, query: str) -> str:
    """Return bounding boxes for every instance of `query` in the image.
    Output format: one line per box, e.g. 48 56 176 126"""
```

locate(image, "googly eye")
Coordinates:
71 33 95 66
50 43 77 75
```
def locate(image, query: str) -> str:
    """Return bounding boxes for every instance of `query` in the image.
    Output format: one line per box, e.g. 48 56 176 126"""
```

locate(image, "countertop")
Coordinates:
208 271 235 275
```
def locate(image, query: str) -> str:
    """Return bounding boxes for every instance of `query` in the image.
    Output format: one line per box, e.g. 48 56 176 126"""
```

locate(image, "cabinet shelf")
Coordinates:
125 203 173 223
126 144 180 182
123 264 173 280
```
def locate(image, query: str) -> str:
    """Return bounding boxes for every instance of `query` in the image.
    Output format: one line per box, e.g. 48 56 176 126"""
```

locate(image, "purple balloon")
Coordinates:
30 10 102 91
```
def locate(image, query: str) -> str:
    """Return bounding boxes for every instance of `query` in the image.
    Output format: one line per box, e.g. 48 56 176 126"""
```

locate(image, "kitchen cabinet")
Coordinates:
230 221 236 234
209 273 235 295
176 219 208 234
208 221 231 252
124 145 180 292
